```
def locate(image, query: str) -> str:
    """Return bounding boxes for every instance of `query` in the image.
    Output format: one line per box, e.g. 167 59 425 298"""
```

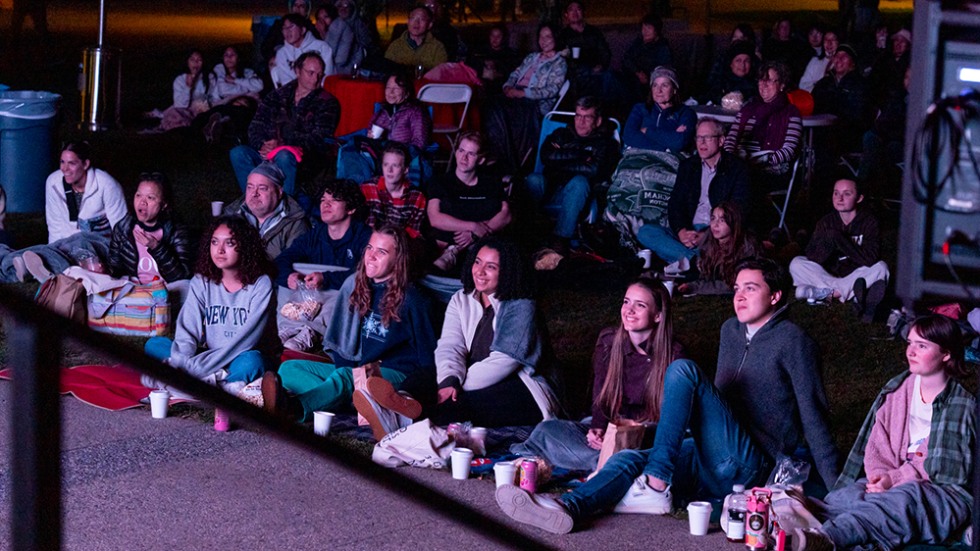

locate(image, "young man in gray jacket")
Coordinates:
496 257 840 534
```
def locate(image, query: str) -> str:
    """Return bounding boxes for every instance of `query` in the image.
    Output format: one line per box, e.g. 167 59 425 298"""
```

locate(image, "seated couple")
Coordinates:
497 257 842 535
262 233 560 432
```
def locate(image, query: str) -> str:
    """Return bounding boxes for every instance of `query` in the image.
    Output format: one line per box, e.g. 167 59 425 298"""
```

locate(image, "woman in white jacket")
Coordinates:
354 236 560 439
44 140 126 244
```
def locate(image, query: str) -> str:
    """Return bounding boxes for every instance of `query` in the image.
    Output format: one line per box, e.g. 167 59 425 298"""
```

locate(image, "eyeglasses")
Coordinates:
695 135 722 142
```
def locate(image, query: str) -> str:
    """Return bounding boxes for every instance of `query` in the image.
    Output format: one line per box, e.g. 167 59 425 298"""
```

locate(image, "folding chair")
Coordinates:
417 83 473 170
767 154 802 232
552 80 571 112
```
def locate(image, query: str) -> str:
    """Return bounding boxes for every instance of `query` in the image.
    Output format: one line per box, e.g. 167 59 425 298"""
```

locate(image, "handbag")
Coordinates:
372 418 454 469
35 274 87 324
87 278 170 337
588 420 646 480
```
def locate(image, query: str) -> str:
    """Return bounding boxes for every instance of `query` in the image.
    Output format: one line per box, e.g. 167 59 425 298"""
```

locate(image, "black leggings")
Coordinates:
429 373 543 428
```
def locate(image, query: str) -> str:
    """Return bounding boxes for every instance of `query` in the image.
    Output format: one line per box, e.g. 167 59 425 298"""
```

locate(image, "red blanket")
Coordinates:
0 364 150 411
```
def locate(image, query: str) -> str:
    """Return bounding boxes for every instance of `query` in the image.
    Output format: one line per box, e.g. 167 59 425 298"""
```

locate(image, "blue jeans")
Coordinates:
559 359 768 520
0 232 110 283
229 145 298 196
144 336 267 384
526 173 591 239
636 223 705 264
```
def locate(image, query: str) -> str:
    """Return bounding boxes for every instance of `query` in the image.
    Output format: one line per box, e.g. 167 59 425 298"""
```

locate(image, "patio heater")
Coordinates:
79 0 121 131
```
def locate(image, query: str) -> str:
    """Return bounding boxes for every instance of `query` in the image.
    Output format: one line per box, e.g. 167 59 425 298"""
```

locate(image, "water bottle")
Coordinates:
725 484 747 542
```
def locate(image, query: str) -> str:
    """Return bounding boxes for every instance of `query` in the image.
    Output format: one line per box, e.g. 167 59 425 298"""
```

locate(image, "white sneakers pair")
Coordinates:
494 476 672 535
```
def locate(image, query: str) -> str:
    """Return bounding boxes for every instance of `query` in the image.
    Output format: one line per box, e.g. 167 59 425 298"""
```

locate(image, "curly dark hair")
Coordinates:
317 178 365 218
460 236 534 300
195 216 273 286
350 224 413 326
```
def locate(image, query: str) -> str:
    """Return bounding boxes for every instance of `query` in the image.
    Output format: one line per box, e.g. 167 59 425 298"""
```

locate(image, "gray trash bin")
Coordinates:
0 91 61 213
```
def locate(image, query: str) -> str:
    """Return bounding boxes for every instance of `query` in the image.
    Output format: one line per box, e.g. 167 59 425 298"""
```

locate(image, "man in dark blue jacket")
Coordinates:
274 178 370 291
525 96 620 253
637 117 749 263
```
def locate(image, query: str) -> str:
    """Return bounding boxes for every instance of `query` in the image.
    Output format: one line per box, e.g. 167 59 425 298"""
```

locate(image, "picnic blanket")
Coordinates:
0 364 150 411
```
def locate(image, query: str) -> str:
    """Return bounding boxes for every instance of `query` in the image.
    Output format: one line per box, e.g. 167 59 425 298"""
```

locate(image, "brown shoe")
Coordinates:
353 389 389 441
366 376 422 419
261 371 283 416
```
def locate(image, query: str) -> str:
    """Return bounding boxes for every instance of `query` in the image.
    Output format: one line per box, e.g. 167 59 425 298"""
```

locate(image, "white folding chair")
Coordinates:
417 83 473 169
552 80 571 111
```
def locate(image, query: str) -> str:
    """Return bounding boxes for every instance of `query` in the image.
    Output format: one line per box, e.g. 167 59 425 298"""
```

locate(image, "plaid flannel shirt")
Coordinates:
361 177 426 238
836 371 975 490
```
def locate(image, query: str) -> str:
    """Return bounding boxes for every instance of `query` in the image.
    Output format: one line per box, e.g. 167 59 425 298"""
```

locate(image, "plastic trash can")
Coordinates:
0 90 61 213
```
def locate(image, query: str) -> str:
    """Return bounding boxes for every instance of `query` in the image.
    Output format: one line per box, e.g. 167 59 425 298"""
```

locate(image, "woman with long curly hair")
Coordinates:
266 224 437 422
510 277 684 470
144 216 276 391
677 201 761 296
352 237 560 439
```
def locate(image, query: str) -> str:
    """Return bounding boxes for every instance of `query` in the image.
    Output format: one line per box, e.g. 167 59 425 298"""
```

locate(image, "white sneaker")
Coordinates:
495 485 573 534
22 251 52 282
283 326 316 351
11 255 26 282
613 476 672 514
433 245 458 272
352 387 411 441
795 285 833 301
220 380 246 396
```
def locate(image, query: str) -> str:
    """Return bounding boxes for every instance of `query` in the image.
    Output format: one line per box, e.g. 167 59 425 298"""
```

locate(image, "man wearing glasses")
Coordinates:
526 96 620 255
637 117 748 263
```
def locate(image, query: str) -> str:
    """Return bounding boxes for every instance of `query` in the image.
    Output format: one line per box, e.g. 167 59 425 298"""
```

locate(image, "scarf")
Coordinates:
735 92 794 151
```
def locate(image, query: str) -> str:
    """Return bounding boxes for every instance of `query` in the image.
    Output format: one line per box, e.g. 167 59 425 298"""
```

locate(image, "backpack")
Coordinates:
35 274 87 324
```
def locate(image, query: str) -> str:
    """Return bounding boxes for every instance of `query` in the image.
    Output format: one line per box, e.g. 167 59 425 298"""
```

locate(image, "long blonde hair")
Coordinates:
595 278 674 424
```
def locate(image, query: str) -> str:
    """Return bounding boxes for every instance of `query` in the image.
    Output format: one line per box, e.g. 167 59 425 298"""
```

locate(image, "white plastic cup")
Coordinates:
571 46 581 59
370 124 384 139
451 447 474 480
637 249 653 269
493 461 517 489
313 411 335 436
687 501 713 536
149 389 170 419
211 201 224 217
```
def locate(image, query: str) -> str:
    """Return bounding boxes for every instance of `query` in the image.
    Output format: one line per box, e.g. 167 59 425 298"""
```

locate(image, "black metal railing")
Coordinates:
1 287 557 550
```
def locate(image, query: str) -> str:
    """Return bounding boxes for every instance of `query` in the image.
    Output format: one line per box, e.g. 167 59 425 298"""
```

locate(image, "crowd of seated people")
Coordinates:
11 7 970 549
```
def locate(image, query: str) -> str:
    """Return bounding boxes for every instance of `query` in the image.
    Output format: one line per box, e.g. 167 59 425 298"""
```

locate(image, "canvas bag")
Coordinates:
587 420 646 480
372 419 454 469
35 274 87 324
87 278 170 337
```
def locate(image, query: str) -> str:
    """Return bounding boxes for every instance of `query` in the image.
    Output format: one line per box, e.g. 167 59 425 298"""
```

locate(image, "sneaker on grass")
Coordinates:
613 476 672 514
495 485 573 535
795 285 833 302
353 388 412 441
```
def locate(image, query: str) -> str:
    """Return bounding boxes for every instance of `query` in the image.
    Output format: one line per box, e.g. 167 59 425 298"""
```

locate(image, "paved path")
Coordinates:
0 382 735 550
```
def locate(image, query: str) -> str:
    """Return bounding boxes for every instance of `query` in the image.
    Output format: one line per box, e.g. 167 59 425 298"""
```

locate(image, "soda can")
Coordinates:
214 408 230 432
519 459 538 493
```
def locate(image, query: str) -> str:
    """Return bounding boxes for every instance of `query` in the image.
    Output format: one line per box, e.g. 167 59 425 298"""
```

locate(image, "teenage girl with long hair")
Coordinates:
512 277 684 470
678 201 761 296
144 216 275 390
266 224 437 422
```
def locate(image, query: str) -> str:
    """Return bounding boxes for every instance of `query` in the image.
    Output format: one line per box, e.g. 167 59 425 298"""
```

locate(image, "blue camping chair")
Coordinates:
531 111 622 225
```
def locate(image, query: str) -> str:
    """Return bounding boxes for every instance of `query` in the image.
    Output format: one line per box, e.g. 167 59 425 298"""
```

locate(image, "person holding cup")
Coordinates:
352 237 559 440
336 70 433 185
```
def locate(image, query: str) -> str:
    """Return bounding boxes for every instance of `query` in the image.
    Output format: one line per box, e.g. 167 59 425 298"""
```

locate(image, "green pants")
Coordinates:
278 360 408 422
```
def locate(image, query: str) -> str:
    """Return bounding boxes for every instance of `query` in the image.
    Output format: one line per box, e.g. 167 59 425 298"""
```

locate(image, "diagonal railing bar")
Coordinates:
0 287 557 551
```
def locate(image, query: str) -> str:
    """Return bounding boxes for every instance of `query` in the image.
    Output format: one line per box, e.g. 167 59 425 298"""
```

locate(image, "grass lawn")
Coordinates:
0 118 909 457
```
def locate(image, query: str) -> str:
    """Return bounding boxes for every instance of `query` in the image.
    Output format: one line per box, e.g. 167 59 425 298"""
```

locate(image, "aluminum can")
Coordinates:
519 459 537 493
